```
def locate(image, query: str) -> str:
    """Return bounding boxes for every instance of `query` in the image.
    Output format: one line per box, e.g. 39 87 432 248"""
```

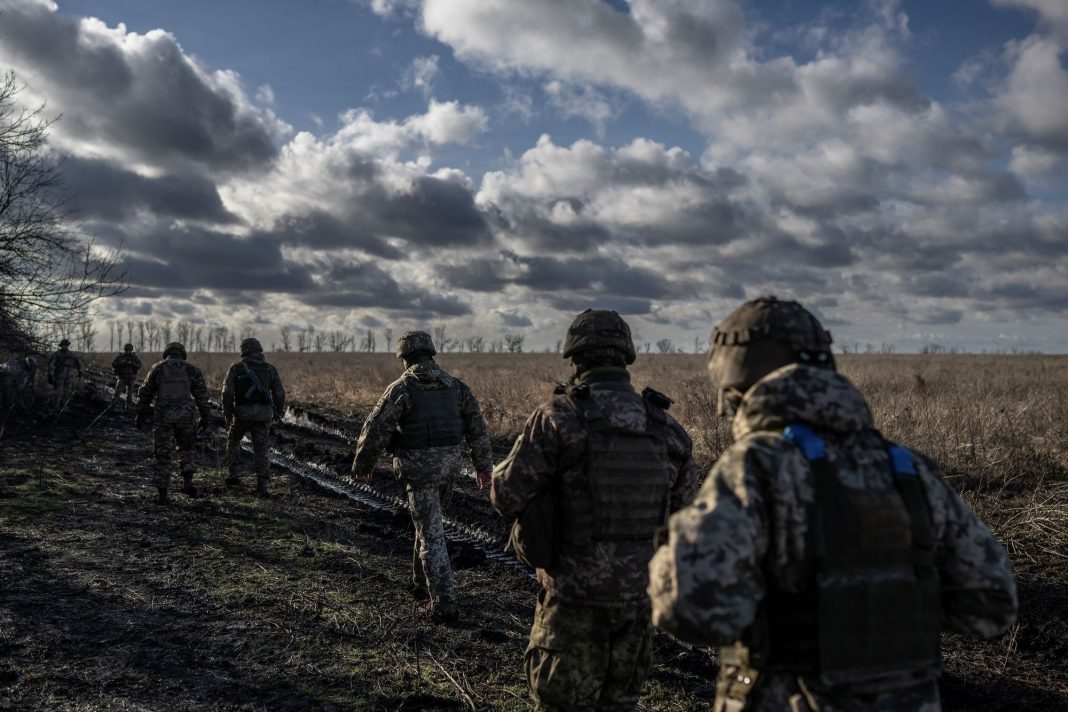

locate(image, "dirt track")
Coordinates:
0 383 1065 711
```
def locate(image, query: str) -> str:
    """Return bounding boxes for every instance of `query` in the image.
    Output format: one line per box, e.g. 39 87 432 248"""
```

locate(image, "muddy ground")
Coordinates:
0 387 1066 711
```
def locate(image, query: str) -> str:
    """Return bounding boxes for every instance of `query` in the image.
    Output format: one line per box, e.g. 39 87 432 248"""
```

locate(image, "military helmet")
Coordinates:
123 343 134 352
162 341 187 360
59 338 71 347
561 309 636 364
708 296 833 413
396 330 436 358
240 337 263 357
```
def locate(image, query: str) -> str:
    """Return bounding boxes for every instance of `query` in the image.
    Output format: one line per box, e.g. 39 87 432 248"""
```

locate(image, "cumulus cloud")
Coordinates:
995 35 1068 149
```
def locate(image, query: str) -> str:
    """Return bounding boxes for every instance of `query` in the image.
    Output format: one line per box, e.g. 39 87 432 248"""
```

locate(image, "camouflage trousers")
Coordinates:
224 420 271 479
112 376 137 408
715 668 941 712
52 371 78 410
408 482 454 605
525 591 653 711
153 422 197 489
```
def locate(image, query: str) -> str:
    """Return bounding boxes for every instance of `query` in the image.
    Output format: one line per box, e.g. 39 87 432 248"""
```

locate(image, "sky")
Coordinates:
2 0 1067 352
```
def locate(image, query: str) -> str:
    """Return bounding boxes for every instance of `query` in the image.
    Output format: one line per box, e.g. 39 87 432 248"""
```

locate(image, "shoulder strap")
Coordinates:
884 441 936 576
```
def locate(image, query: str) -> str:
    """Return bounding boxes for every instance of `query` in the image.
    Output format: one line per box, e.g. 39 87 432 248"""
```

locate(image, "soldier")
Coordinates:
351 330 493 623
0 355 38 412
491 310 698 711
136 341 211 504
222 337 285 497
48 338 81 411
111 343 142 411
648 297 1018 711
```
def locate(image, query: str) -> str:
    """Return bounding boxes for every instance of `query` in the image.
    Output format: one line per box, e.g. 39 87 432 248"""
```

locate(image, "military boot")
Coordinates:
256 477 269 498
156 487 169 505
431 601 460 624
181 473 198 497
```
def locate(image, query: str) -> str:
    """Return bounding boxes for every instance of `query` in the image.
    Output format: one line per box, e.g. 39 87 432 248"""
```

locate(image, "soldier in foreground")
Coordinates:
111 343 142 412
0 355 38 413
492 310 698 711
648 296 1018 711
136 342 211 504
351 330 493 623
222 337 285 497
48 338 81 411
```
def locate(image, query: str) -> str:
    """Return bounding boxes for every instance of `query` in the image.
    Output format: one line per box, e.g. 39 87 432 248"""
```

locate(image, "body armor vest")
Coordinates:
394 383 464 451
54 351 79 372
558 384 672 545
749 424 941 686
235 361 274 407
114 354 139 376
158 359 192 402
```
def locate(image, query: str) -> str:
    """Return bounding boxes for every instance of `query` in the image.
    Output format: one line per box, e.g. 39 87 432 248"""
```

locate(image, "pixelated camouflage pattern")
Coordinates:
409 482 455 605
648 364 1018 710
351 360 493 487
221 352 285 422
49 348 81 408
111 351 142 408
714 666 942 712
225 420 271 478
153 422 196 489
395 330 436 357
492 368 699 606
137 358 211 426
561 309 637 364
525 591 653 711
710 296 833 353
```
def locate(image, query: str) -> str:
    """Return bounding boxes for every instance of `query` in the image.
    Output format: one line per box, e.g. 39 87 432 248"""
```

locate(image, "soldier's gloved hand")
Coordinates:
475 470 492 491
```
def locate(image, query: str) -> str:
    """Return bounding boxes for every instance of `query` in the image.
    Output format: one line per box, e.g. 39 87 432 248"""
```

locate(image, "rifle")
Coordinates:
240 362 281 420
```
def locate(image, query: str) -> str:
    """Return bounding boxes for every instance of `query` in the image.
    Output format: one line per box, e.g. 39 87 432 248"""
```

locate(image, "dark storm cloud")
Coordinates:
63 157 238 223
0 1 279 173
258 211 403 259
547 295 653 316
368 175 492 248
298 259 472 317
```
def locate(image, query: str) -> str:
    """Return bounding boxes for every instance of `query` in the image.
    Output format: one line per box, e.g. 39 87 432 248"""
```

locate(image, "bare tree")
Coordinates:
466 335 485 353
329 330 352 352
383 327 393 351
137 322 146 350
504 333 525 353
126 321 135 349
296 327 309 353
554 338 563 353
145 320 159 351
313 331 326 353
656 338 674 354
0 72 124 352
433 325 448 352
160 320 172 345
191 326 204 353
108 321 116 351
279 326 292 352
78 320 96 352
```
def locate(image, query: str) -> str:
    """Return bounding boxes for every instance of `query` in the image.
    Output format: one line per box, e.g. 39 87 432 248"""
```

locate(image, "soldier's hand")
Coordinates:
475 470 492 491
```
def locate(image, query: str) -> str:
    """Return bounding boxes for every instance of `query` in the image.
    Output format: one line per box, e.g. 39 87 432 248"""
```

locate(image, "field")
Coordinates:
0 352 1064 710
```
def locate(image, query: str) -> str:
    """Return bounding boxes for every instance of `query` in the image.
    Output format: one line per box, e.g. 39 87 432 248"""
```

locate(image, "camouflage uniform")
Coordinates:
111 347 142 410
222 343 285 494
48 342 81 410
137 344 211 497
351 358 493 611
492 367 699 711
648 364 1019 711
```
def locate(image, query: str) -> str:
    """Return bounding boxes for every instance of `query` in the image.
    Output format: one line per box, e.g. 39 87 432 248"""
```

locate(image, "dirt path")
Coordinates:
1 390 1066 711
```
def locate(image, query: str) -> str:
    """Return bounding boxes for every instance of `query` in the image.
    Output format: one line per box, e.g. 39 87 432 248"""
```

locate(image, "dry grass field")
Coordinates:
83 350 1068 706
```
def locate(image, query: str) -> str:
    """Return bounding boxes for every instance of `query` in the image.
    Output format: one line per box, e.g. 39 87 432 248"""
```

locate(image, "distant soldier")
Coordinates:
222 337 285 497
136 342 211 504
648 297 1018 711
111 343 142 411
0 355 38 412
491 310 698 711
351 330 493 623
48 338 81 411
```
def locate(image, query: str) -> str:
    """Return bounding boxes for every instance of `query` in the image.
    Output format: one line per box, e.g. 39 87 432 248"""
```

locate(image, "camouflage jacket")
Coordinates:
111 352 142 378
648 364 1018 709
49 349 81 377
137 357 211 426
351 360 493 489
221 353 285 422
492 368 699 607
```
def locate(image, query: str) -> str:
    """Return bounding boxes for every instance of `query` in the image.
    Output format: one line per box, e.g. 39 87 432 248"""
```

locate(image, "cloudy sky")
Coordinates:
3 0 1067 352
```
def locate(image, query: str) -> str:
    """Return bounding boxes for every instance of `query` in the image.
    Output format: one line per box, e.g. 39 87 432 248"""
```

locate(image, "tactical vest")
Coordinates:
393 383 464 451
158 359 192 402
748 423 942 686
54 351 79 372
234 361 274 407
558 383 672 545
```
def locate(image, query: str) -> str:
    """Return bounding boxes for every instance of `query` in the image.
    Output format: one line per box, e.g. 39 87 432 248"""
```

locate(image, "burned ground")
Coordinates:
0 369 1066 710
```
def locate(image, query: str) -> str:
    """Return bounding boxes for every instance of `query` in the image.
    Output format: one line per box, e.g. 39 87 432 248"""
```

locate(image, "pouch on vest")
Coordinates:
158 359 191 401
763 424 941 687
508 490 557 570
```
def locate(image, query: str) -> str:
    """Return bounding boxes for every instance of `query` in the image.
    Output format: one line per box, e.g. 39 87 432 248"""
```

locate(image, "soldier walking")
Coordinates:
0 355 38 413
111 343 142 412
222 337 285 497
491 310 698 711
351 330 493 623
136 342 211 504
48 338 81 412
648 296 1018 711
